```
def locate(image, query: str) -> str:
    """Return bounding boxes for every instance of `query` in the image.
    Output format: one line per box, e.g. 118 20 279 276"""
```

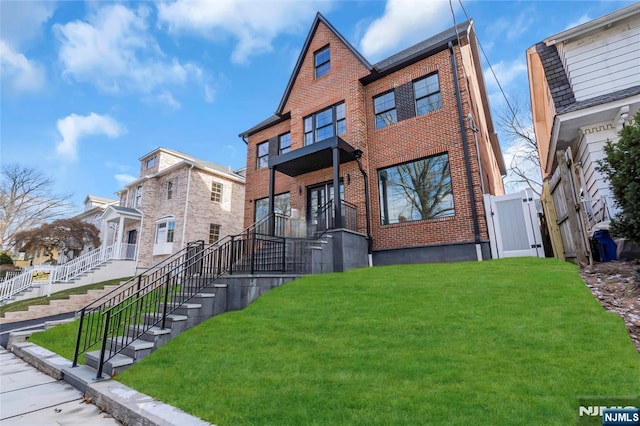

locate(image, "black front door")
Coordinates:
307 182 344 236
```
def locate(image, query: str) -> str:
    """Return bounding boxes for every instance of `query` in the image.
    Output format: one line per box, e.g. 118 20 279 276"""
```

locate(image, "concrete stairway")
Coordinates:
83 283 229 376
0 285 121 324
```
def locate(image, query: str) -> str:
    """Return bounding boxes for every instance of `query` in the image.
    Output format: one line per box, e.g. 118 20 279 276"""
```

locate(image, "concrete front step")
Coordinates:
130 326 173 348
106 337 155 360
85 351 134 376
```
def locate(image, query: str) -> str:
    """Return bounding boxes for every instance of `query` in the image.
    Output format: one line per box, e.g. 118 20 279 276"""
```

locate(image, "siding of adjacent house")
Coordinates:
559 17 640 101
121 149 245 269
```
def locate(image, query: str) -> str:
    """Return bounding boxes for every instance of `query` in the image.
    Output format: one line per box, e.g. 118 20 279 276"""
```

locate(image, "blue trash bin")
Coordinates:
593 230 618 262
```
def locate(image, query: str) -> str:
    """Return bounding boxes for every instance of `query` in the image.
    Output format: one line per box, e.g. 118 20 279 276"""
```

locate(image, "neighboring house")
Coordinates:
240 13 505 266
108 148 246 270
527 3 640 264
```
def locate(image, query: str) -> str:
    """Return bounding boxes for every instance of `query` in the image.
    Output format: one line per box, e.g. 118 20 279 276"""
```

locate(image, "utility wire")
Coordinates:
452 0 525 130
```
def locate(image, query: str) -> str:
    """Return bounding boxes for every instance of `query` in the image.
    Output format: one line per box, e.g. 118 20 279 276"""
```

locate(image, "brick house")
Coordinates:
527 4 640 263
106 148 246 270
240 14 505 267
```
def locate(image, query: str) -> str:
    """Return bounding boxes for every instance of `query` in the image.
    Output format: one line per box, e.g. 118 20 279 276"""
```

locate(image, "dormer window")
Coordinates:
146 156 157 169
314 46 330 78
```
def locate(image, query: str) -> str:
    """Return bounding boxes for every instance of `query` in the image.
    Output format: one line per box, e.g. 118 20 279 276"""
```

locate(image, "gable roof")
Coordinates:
362 20 470 84
138 147 245 180
275 12 373 115
241 18 472 138
535 42 576 112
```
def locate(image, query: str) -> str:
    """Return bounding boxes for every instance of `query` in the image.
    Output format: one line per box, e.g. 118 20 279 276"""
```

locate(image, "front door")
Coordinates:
126 229 138 259
307 182 344 236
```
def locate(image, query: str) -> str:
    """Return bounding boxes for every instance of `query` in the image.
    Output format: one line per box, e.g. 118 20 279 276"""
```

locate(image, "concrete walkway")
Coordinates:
0 348 120 425
3 343 213 426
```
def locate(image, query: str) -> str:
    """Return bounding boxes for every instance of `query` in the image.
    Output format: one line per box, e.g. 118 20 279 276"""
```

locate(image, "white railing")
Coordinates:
0 243 137 303
52 244 114 283
0 270 21 282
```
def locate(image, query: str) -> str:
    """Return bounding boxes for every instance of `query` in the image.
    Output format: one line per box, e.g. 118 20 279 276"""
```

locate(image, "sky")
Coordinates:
1 0 635 213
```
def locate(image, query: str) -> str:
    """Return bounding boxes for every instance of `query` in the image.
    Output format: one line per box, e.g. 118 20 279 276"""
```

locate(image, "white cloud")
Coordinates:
55 4 203 96
56 113 124 161
487 12 534 43
156 0 328 64
0 0 55 47
0 41 46 93
156 91 182 109
484 59 528 92
564 14 591 31
114 174 138 187
204 84 216 103
0 1 53 94
359 0 453 62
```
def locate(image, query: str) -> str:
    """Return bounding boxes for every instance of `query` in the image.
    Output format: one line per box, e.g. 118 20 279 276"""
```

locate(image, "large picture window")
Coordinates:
303 102 345 146
374 91 397 129
254 193 291 222
378 153 454 225
414 73 442 115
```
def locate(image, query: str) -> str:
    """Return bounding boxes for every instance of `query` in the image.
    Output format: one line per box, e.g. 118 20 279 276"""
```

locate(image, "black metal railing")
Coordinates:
313 199 358 236
73 228 288 378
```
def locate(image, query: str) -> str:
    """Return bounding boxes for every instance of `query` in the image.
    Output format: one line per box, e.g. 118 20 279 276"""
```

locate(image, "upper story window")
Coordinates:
303 102 345 146
145 156 157 169
314 46 330 78
211 181 223 202
133 185 143 208
257 141 269 169
414 73 442 115
374 91 398 129
166 181 173 200
278 133 291 155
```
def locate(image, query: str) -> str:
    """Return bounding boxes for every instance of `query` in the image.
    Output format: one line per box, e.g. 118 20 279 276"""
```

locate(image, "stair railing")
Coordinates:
53 244 116 283
0 268 36 302
73 227 288 378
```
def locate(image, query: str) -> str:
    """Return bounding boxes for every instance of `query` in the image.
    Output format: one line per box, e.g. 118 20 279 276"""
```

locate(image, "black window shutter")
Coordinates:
395 82 416 122
268 136 278 158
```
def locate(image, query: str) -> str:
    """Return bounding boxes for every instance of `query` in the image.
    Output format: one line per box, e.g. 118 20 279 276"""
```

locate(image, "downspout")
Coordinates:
353 149 373 266
181 164 195 248
448 41 482 261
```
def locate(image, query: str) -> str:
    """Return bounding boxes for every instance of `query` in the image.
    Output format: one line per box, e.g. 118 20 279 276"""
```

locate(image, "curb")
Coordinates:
8 342 213 426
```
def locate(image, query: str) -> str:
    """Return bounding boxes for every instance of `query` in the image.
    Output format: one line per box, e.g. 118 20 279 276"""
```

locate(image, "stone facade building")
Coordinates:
107 148 245 270
240 14 505 265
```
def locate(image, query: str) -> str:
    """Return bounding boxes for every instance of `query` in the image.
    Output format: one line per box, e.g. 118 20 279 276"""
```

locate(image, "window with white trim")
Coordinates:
209 224 221 244
211 182 223 202
256 141 269 169
133 185 143 208
166 181 173 200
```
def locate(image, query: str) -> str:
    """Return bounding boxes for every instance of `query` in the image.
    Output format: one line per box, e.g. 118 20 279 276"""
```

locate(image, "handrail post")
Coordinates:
161 273 171 329
229 236 235 275
97 310 111 379
250 232 256 274
72 308 86 367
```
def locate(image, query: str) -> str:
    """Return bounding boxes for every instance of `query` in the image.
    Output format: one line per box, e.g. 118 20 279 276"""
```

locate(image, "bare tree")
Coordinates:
13 218 100 264
0 164 74 250
497 99 543 196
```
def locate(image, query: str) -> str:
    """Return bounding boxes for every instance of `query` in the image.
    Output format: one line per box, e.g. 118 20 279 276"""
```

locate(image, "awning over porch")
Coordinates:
269 136 357 176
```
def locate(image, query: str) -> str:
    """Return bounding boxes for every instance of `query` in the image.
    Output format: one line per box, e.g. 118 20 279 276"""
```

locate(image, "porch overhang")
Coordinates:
269 136 357 176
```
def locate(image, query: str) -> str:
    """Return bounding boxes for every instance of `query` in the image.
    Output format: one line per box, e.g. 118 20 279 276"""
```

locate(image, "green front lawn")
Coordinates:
31 259 639 425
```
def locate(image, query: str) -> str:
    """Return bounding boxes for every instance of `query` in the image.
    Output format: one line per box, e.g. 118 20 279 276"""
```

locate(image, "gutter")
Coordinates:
448 41 482 253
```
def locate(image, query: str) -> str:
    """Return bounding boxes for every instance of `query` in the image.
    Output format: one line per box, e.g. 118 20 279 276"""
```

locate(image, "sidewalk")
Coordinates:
2 343 213 426
0 348 120 425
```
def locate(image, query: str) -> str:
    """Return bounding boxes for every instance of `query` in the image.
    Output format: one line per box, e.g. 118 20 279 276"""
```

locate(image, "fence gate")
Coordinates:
484 189 545 259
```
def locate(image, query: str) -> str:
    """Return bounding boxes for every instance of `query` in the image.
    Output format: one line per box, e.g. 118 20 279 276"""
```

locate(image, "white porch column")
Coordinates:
116 216 125 259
